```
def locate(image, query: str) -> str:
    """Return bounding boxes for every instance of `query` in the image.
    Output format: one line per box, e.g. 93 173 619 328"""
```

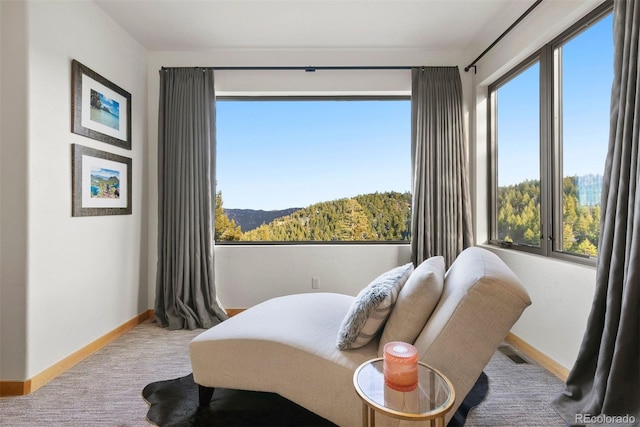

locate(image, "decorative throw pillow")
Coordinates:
378 256 445 355
337 263 414 350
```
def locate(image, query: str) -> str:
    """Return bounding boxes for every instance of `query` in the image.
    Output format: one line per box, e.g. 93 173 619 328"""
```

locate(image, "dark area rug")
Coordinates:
142 371 488 427
142 374 335 426
448 371 489 427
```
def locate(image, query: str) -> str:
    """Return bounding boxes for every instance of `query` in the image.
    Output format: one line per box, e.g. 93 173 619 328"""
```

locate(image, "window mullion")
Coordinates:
551 45 564 255
488 89 498 242
540 44 554 257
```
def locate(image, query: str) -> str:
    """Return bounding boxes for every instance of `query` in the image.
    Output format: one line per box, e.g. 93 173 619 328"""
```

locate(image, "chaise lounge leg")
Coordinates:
198 385 214 407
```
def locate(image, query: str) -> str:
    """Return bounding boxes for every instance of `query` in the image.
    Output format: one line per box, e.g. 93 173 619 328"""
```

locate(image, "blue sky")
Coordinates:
497 12 613 186
217 13 613 210
216 99 410 210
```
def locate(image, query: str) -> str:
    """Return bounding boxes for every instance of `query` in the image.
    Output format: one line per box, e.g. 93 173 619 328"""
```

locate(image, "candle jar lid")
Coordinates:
384 341 418 360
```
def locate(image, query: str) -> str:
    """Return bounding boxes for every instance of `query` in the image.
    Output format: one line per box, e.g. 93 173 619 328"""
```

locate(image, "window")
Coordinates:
492 59 541 248
215 98 411 243
489 3 613 263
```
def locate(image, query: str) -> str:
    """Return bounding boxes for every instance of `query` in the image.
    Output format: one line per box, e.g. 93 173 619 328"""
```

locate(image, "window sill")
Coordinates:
215 240 411 246
478 242 597 268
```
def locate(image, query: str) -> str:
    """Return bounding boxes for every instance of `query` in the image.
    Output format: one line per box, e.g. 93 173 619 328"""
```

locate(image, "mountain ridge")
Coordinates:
237 191 411 241
225 208 301 232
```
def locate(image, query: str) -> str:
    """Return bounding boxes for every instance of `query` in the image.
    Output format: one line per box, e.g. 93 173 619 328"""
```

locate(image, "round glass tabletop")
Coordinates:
353 357 455 421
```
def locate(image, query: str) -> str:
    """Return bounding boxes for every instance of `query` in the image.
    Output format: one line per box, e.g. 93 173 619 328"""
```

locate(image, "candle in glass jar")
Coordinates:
383 341 418 392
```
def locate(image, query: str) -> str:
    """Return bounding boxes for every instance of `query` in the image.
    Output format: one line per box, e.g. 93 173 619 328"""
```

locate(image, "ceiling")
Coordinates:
94 0 534 55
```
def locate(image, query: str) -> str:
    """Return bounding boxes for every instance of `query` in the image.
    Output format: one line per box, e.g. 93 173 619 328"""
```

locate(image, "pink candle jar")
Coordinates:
383 341 419 392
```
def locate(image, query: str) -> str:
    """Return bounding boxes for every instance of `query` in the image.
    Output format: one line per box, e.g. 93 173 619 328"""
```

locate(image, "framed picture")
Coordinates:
71 59 131 150
72 144 132 216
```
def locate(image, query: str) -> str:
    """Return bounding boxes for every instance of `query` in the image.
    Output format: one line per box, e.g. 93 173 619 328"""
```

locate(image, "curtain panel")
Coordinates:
155 68 228 330
410 67 474 268
552 0 640 423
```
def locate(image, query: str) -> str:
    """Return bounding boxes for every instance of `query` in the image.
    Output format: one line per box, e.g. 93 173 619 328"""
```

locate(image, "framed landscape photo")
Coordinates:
71 59 132 150
72 144 132 216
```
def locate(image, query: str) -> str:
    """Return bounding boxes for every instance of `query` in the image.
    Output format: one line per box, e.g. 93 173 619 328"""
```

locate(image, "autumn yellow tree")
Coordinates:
335 199 375 240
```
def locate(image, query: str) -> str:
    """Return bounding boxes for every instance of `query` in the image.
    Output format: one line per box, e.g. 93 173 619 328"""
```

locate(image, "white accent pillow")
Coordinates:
337 263 414 350
378 256 445 355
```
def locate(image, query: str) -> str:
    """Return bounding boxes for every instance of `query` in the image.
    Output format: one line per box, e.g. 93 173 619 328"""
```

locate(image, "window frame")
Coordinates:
214 94 412 245
488 52 547 256
487 1 613 265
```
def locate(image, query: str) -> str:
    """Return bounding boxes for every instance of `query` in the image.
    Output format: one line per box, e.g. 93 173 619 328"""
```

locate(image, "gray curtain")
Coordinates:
552 0 639 423
410 67 474 268
155 68 228 330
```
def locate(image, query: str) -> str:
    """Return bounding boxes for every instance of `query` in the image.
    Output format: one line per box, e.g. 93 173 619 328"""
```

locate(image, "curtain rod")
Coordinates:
464 0 544 73
160 65 455 72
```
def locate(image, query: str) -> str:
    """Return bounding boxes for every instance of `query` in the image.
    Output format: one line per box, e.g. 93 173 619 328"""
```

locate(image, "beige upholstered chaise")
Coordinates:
189 247 531 426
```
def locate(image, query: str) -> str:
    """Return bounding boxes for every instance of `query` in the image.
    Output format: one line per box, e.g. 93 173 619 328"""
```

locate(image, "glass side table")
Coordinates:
353 357 455 427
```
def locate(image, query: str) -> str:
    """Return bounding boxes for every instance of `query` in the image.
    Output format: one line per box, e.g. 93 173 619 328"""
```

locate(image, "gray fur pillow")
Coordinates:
336 263 414 350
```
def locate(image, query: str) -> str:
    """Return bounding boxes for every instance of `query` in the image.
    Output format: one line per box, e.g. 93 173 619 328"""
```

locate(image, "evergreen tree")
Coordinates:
238 191 411 242
497 176 600 256
215 191 242 241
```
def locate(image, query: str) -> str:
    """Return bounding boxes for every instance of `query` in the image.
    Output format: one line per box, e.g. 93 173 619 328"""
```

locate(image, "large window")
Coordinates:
215 98 411 243
493 59 541 248
489 3 613 262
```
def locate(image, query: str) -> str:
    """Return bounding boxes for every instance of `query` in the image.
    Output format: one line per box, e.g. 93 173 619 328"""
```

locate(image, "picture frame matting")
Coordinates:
71 59 132 150
72 144 132 217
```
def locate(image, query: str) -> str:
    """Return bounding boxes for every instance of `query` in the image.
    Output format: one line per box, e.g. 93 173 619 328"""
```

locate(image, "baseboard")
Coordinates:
0 381 31 396
0 309 153 397
225 308 246 317
505 332 570 381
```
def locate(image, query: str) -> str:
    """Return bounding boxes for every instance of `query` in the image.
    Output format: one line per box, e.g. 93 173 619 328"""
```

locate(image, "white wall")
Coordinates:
216 244 411 308
145 49 472 309
0 0 148 381
471 0 604 371
486 248 596 370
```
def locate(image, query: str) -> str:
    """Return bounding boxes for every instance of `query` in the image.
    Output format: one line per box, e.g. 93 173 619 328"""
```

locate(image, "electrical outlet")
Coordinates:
311 276 320 289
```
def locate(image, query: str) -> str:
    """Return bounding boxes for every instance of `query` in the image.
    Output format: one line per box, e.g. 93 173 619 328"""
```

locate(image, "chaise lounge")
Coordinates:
189 247 531 426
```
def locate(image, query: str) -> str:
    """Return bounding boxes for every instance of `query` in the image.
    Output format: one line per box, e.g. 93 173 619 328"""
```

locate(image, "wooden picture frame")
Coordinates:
71 59 132 150
72 144 132 216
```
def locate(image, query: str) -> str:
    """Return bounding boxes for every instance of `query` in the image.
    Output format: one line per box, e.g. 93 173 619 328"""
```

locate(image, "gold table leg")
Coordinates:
362 402 369 427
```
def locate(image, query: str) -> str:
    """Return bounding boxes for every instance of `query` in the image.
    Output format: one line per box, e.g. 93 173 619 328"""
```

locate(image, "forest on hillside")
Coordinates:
215 175 600 256
496 176 600 256
215 191 411 242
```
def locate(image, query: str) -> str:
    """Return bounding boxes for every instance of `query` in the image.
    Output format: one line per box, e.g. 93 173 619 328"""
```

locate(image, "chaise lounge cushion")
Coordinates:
378 256 445 354
190 292 377 427
336 263 413 350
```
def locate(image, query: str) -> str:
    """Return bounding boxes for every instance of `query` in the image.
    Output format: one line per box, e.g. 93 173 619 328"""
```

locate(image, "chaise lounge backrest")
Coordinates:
412 247 531 422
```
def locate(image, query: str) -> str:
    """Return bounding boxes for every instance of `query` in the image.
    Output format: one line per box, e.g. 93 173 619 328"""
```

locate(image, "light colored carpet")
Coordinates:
465 348 566 426
0 319 567 426
0 319 200 427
